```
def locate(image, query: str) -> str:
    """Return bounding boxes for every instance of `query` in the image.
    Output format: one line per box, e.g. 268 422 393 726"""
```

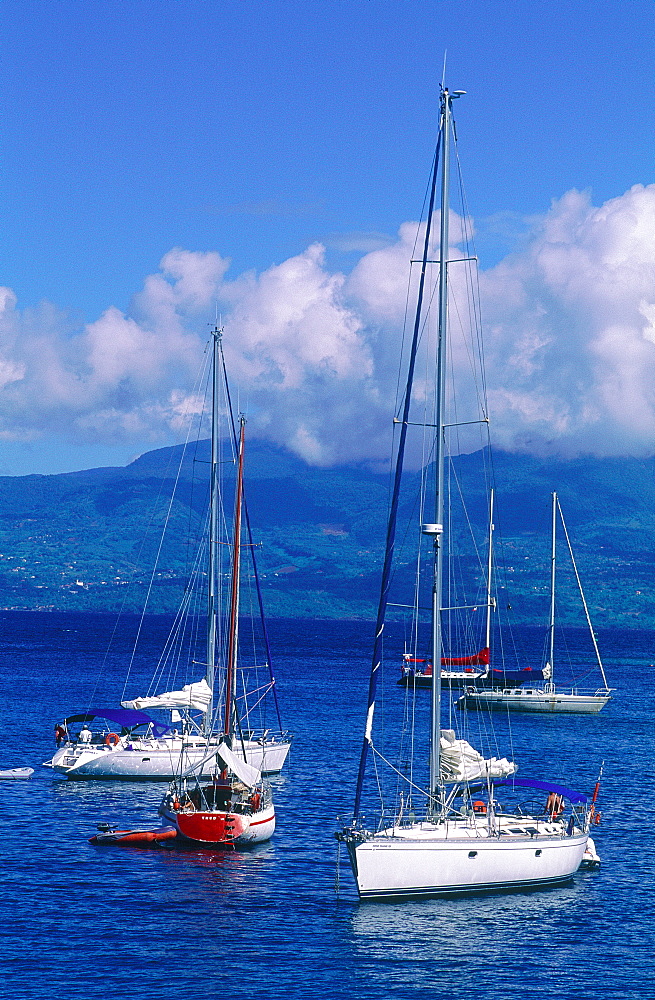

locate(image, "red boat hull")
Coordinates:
173 809 250 845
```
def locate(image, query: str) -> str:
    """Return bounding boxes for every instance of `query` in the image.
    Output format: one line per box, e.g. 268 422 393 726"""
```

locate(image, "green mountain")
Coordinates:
0 440 653 626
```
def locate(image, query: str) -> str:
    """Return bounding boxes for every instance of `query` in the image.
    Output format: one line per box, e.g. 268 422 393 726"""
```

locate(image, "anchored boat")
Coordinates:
336 85 595 900
92 384 275 848
457 493 613 714
48 329 292 780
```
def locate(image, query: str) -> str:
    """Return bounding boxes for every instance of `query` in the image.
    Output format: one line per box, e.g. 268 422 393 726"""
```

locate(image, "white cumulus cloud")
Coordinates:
1 183 655 465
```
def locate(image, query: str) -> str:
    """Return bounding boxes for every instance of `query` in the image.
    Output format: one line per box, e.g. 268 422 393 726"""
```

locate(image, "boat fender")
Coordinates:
105 733 120 747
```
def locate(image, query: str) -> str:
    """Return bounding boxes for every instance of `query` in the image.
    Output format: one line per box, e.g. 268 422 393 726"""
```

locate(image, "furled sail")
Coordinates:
439 729 517 783
121 678 212 713
441 647 490 666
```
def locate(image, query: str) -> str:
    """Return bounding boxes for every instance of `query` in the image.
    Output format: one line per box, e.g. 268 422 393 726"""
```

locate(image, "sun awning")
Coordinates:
63 708 170 737
485 777 588 804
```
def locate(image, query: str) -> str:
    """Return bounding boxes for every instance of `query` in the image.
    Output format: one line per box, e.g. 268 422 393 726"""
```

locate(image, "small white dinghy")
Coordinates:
579 836 601 870
0 767 34 780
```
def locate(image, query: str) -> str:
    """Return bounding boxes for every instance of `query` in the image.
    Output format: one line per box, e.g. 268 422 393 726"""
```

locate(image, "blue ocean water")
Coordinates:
0 610 653 1000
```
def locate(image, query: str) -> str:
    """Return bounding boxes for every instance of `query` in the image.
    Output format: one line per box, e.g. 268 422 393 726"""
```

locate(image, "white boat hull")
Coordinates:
47 736 291 779
399 670 487 689
0 767 34 780
458 689 610 714
349 827 588 899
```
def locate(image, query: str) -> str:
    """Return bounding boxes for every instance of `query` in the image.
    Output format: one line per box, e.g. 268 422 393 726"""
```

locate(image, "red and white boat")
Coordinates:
399 647 490 688
157 353 276 847
90 332 276 848
158 740 275 846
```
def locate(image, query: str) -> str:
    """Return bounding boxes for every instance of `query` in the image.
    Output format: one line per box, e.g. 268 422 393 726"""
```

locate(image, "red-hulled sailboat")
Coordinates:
90 330 275 849
158 349 275 846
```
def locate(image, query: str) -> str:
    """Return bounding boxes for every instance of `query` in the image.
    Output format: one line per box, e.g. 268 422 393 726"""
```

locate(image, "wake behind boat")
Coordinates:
336 86 595 900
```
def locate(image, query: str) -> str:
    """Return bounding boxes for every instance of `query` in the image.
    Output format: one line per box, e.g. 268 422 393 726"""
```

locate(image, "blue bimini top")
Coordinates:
64 708 171 738
468 776 588 804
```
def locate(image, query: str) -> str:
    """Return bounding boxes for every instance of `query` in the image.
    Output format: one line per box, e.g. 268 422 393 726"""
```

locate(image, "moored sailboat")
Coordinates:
398 493 548 690
92 400 275 848
457 492 613 714
48 329 292 780
398 491 495 688
157 413 275 846
336 86 594 900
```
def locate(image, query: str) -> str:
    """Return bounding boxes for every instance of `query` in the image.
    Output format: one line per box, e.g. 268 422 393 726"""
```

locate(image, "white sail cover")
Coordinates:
439 729 517 783
216 741 261 788
121 678 212 713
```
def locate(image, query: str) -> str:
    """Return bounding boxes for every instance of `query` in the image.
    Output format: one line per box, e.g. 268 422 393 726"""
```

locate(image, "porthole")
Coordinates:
535 849 542 857
468 851 478 858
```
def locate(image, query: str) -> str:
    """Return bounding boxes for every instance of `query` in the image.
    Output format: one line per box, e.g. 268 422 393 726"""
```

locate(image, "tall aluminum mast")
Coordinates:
428 87 465 808
485 489 495 652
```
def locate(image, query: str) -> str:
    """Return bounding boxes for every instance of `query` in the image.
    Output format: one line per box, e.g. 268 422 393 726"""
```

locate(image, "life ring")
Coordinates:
105 733 120 747
472 800 487 814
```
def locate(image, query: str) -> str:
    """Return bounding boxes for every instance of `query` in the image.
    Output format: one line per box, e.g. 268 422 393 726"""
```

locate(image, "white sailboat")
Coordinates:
336 87 594 900
457 492 613 714
47 328 292 780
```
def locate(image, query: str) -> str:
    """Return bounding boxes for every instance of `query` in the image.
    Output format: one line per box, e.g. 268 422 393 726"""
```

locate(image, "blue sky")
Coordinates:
1 0 654 474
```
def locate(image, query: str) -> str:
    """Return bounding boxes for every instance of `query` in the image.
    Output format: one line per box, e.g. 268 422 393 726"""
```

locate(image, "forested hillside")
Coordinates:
0 441 653 626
